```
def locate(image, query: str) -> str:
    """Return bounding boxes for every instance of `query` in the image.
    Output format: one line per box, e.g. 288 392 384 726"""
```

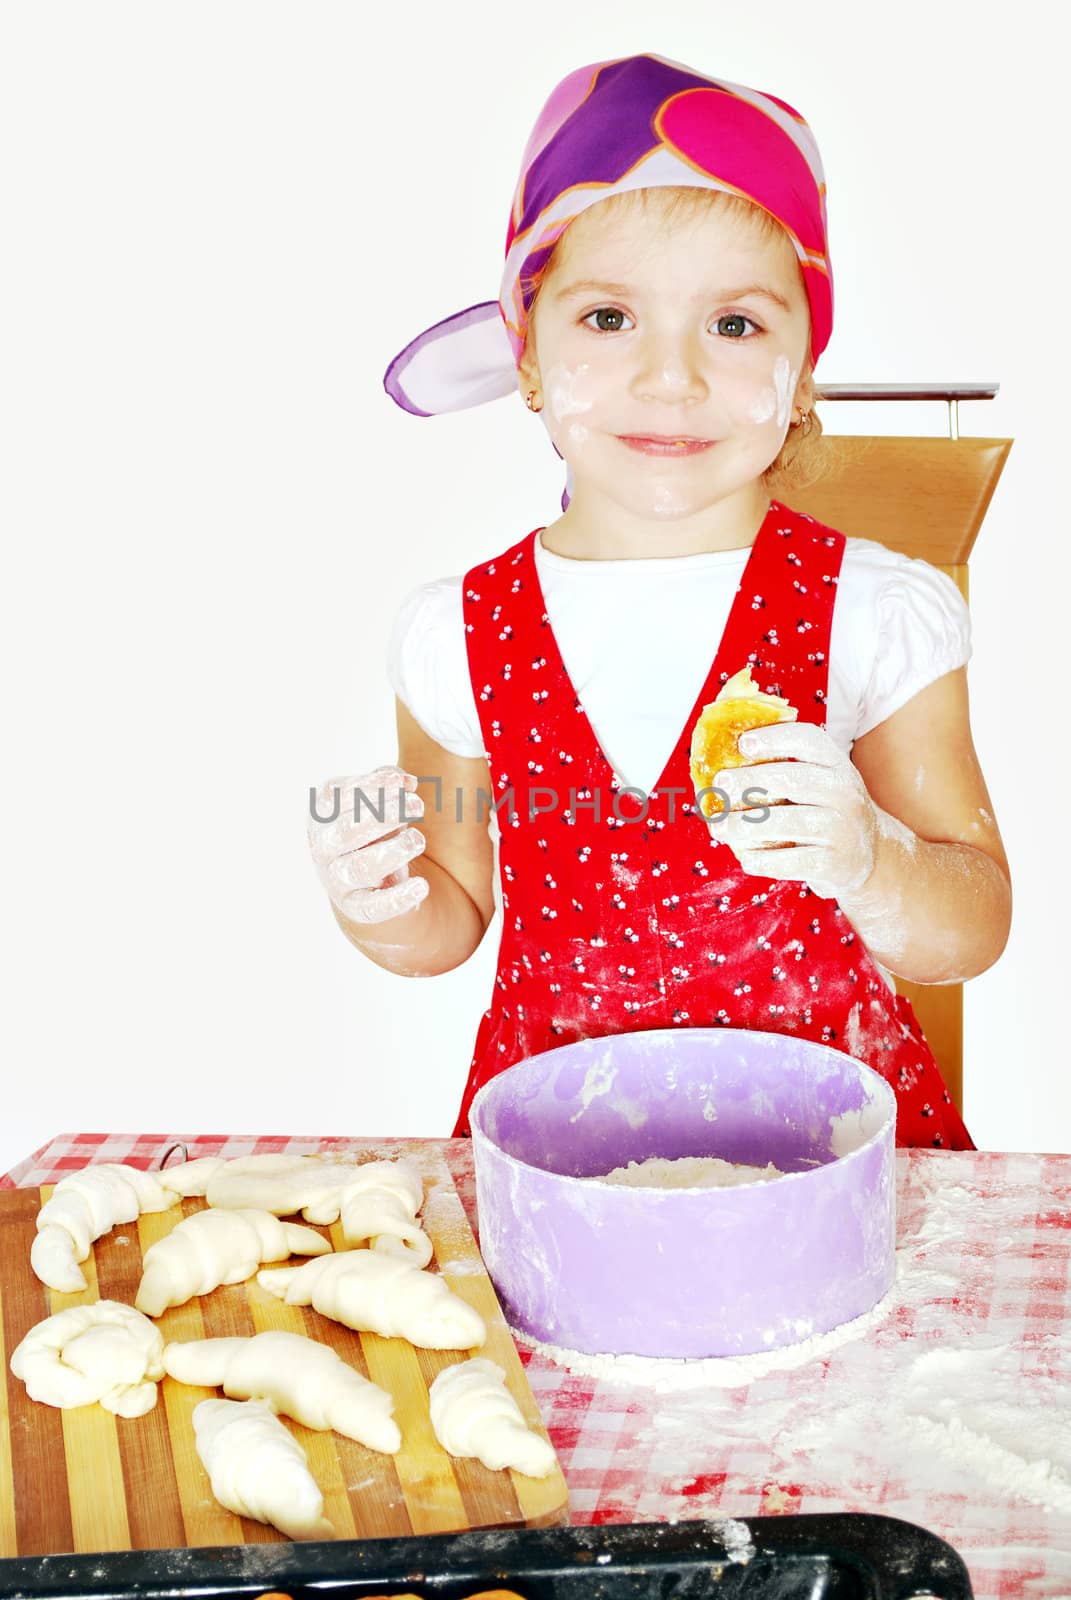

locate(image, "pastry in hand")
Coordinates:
689 665 798 820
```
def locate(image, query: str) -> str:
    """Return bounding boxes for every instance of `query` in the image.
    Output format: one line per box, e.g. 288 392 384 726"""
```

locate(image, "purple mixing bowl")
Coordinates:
469 1027 896 1358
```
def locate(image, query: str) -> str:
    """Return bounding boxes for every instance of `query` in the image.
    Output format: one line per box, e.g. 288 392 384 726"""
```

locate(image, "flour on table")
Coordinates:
590 1155 786 1189
514 1157 1071 1526
513 1291 892 1392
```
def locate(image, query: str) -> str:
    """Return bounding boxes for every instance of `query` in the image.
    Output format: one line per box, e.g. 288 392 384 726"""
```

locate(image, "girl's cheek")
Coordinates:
748 386 778 424
731 354 798 433
773 354 798 430
542 361 614 454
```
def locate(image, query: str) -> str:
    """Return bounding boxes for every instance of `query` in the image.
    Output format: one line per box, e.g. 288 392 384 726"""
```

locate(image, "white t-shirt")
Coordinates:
386 529 972 795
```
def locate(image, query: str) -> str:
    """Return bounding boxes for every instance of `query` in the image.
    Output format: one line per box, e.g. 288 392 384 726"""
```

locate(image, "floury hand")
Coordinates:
712 722 899 901
307 766 429 925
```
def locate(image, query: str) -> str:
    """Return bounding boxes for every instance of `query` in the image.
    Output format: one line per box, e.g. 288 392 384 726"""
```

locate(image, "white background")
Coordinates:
2 0 1064 1174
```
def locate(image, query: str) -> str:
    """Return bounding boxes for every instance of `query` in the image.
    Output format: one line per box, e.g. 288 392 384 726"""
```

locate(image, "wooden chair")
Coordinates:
786 383 1012 1115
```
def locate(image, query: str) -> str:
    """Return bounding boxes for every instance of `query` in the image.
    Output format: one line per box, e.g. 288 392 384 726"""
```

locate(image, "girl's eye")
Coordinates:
715 312 760 339
582 307 632 333
579 308 762 338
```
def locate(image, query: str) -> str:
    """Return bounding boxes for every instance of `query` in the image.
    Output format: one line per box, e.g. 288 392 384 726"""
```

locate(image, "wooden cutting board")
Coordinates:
0 1149 568 1555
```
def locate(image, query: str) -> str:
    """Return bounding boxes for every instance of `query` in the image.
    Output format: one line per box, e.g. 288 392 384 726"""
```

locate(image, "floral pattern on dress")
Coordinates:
454 500 974 1151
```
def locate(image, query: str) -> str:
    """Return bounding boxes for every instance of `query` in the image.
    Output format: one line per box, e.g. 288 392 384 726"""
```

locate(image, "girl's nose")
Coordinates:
629 329 710 402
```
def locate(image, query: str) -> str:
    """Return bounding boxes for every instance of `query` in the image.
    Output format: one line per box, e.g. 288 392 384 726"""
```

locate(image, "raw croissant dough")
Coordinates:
335 1159 432 1266
192 1397 333 1541
31 1162 185 1293
428 1358 556 1478
151 1156 227 1196
204 1155 433 1266
163 1330 400 1454
203 1154 359 1217
135 1208 331 1316
9 1300 165 1417
258 1250 485 1351
689 664 798 820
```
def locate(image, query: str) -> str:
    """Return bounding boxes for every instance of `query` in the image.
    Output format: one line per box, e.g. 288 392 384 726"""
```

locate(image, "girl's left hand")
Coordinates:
712 722 891 900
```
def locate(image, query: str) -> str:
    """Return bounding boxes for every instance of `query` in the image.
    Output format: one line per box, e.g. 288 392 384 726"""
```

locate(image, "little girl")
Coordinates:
308 53 1011 1150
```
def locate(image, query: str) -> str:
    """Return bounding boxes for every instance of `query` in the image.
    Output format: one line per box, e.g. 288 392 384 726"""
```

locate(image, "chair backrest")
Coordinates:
786 428 1012 1114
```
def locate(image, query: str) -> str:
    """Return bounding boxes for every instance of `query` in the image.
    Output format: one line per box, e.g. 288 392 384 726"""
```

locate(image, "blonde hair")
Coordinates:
519 186 828 497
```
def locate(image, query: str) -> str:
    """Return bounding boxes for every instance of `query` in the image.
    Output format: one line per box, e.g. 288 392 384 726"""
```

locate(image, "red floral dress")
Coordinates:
452 498 974 1150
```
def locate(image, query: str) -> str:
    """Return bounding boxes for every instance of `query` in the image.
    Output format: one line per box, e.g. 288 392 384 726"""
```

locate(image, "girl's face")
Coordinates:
519 196 814 532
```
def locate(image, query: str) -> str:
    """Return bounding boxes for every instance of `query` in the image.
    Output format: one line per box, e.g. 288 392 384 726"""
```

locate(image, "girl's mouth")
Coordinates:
617 436 717 457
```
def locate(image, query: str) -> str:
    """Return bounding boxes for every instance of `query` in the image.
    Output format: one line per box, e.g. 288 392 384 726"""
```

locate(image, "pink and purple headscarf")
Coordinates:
383 52 833 508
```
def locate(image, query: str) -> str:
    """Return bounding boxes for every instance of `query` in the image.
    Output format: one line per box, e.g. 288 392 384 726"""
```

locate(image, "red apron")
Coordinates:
454 498 974 1150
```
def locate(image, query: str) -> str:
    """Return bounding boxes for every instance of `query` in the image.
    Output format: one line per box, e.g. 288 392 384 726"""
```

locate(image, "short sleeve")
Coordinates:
856 557 973 739
385 578 485 758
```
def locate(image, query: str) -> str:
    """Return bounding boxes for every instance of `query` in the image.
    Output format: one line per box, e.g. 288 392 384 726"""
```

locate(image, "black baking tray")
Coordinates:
0 1515 972 1599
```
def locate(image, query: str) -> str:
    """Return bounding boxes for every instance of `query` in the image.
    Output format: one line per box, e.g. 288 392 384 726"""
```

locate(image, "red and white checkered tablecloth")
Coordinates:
4 1134 1070 1599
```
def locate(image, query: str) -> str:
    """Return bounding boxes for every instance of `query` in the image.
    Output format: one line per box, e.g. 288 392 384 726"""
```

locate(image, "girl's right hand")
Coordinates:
307 765 429 925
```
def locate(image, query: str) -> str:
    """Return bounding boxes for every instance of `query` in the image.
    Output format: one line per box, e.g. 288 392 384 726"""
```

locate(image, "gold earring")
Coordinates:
525 390 543 413
792 407 814 433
